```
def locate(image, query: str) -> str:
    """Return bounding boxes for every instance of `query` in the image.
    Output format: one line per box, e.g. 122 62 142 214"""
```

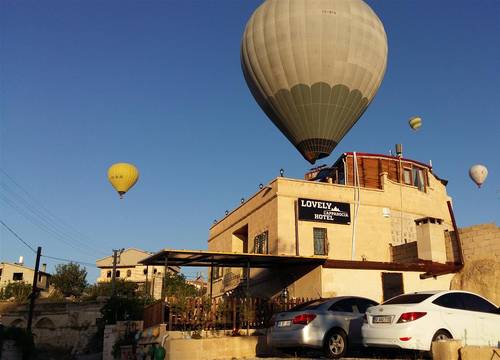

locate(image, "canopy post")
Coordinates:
246 259 250 336
209 261 214 299
163 254 169 300
144 265 149 304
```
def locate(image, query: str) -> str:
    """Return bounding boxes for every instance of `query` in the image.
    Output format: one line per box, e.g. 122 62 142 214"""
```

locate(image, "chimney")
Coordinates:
18 256 24 266
41 263 47 272
395 144 403 158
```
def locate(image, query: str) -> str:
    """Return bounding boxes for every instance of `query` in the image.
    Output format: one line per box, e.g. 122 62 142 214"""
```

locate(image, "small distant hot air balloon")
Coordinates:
241 0 388 164
469 164 488 188
107 163 139 199
409 116 422 131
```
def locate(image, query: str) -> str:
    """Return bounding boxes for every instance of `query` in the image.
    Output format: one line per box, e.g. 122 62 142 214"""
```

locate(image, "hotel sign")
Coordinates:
298 198 351 224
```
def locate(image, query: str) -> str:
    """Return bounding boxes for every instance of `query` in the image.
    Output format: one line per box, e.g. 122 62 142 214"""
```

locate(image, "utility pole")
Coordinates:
27 246 42 333
111 248 124 296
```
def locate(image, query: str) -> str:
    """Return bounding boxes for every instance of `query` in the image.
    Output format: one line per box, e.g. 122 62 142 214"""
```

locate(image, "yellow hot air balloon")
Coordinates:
409 116 422 131
241 0 388 164
107 163 139 199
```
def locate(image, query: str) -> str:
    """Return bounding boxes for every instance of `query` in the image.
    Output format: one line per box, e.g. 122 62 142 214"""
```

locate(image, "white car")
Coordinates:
362 290 500 351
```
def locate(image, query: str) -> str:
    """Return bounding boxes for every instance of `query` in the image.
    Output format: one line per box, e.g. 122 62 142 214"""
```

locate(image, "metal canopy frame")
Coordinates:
139 249 327 299
139 249 327 268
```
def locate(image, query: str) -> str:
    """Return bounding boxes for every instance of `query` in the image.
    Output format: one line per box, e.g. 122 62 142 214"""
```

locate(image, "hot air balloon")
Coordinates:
409 116 422 131
241 0 388 164
469 164 488 188
107 163 139 199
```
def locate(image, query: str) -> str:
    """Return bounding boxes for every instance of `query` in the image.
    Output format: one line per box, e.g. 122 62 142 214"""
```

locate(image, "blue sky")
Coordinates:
1 0 498 282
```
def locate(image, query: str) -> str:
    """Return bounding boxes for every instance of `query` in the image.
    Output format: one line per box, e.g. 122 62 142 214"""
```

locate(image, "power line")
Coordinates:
0 220 96 270
0 168 107 256
41 255 97 268
0 193 98 257
0 219 37 254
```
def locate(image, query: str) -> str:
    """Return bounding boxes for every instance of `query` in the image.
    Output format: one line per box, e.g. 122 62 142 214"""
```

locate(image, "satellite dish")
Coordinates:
241 0 388 164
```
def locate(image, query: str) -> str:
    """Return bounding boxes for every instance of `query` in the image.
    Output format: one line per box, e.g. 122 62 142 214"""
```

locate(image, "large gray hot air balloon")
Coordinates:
241 0 388 164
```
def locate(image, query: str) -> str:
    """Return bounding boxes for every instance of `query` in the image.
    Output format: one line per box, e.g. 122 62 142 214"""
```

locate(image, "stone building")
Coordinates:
0 259 51 293
96 248 179 299
208 152 462 302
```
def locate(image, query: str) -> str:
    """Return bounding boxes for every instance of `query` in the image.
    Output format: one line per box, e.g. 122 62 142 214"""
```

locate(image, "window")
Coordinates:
433 293 463 309
153 268 157 274
356 299 379 313
115 270 120 278
438 293 500 314
412 167 425 191
254 231 269 254
460 293 497 313
126 269 132 278
212 266 223 280
329 298 357 313
381 272 404 301
289 299 325 311
384 293 433 305
143 268 148 275
12 273 23 281
313 228 327 255
106 271 112 278
0 268 3 278
403 168 412 185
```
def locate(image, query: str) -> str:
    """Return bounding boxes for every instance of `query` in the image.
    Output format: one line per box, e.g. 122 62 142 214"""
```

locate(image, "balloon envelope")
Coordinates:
409 116 422 131
469 164 488 188
107 163 139 198
241 0 388 164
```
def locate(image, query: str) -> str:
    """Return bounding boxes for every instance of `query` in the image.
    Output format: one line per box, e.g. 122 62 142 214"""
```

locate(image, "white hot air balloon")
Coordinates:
241 0 388 164
469 164 488 188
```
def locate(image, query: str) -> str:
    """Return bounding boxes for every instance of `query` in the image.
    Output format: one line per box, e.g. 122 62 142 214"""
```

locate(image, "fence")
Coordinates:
143 296 315 331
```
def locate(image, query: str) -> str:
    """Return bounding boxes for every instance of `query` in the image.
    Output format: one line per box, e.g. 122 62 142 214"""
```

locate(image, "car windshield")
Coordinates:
383 294 433 305
288 299 327 311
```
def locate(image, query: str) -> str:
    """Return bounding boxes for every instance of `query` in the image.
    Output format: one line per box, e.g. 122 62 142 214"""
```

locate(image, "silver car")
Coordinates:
267 296 378 358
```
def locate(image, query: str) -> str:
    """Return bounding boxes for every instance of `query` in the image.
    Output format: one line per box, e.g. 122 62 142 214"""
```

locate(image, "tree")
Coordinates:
51 262 88 297
84 279 140 299
0 281 32 303
162 272 199 298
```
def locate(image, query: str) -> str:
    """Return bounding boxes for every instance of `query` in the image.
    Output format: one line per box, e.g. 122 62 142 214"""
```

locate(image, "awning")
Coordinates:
139 249 327 268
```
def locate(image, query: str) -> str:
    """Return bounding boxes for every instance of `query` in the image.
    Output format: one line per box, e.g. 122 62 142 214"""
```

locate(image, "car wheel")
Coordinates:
432 329 452 342
324 329 347 359
428 329 453 356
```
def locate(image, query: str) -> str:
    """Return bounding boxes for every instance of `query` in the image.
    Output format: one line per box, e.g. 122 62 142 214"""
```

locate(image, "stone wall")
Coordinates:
457 223 500 262
0 300 105 355
450 223 500 305
390 241 418 263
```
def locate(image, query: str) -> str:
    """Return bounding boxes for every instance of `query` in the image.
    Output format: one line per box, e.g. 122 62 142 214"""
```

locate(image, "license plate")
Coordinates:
277 320 291 327
373 315 392 324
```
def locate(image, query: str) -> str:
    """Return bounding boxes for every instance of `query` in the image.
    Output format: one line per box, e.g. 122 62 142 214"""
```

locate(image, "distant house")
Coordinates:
186 274 208 294
0 259 51 293
95 248 179 299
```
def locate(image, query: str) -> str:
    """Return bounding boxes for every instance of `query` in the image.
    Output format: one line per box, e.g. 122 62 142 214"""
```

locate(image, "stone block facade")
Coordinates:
390 241 418 263
450 223 500 305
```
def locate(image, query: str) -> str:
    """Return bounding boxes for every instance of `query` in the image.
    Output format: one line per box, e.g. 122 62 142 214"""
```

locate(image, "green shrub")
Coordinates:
0 281 32 303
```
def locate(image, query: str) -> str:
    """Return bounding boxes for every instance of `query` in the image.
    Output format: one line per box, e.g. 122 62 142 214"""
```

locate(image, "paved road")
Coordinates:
249 348 429 359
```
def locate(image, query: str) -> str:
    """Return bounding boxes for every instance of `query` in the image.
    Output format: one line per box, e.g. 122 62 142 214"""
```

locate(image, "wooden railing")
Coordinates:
143 296 315 331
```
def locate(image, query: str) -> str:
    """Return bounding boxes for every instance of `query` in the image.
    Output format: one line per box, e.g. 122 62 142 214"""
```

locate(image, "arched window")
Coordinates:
126 270 132 277
115 270 120 278
107 271 112 278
